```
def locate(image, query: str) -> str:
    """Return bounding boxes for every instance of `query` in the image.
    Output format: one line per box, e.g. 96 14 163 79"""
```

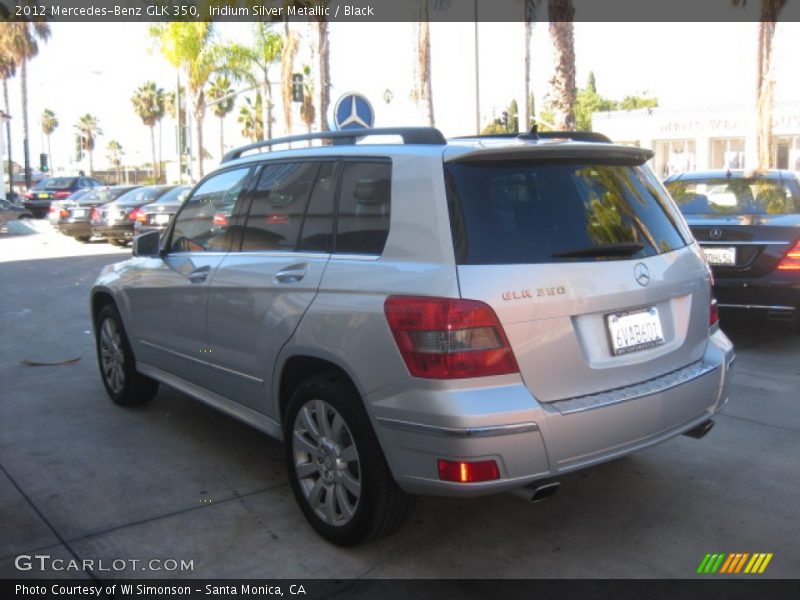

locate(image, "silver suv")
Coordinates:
91 128 735 545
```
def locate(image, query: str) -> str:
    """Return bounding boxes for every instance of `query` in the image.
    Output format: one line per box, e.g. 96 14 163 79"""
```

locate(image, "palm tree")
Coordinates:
316 13 331 132
1 18 51 187
225 25 283 141
40 108 58 172
238 93 264 143
0 51 16 193
280 26 299 137
206 76 235 159
299 65 315 141
106 140 124 184
523 1 540 132
131 81 166 182
547 0 577 130
150 23 232 178
414 8 435 127
733 0 787 169
74 114 102 176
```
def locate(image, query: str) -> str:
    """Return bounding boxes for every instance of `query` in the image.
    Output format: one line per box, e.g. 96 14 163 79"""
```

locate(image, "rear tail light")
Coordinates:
59 208 69 219
213 212 229 227
776 241 800 271
24 191 34 199
91 207 100 221
128 207 142 221
437 459 500 483
383 296 519 379
54 191 72 199
49 205 58 213
709 297 719 327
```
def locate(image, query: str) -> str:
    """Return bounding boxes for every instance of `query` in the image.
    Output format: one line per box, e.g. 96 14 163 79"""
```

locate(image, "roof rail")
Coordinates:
222 127 447 163
450 130 612 144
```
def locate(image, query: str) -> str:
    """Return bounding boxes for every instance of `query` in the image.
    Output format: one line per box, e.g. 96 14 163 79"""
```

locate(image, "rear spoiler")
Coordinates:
446 142 653 165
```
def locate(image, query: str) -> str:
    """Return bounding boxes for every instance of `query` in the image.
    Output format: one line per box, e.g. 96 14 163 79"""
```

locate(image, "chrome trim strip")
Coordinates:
139 339 208 367
551 361 719 416
717 303 796 311
376 418 539 437
139 339 264 384
699 241 788 246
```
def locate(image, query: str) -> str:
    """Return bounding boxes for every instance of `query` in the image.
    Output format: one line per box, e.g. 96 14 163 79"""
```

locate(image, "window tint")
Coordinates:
240 162 319 251
665 177 799 216
297 161 337 252
169 168 250 253
445 162 687 265
335 161 391 255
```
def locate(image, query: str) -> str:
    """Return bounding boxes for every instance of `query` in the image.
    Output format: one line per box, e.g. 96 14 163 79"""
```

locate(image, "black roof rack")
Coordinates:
222 127 447 163
450 130 612 144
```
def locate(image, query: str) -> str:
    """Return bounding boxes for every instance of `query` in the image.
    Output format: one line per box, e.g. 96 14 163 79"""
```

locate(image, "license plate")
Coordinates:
38 193 49 198
607 307 665 356
703 246 736 266
72 209 86 218
154 213 171 224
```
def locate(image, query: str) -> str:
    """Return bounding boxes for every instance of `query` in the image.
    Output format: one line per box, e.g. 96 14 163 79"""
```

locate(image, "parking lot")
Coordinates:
1 223 798 580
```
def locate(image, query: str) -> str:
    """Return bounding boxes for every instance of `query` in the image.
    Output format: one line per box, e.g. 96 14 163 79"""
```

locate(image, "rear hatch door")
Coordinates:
446 143 711 402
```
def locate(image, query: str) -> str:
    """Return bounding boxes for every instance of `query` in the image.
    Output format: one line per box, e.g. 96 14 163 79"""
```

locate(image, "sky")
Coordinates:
4 20 800 175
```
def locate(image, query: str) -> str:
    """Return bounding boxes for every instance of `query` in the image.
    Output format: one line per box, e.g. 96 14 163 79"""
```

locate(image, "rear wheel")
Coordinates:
284 373 415 546
75 236 91 243
108 239 125 247
95 304 158 406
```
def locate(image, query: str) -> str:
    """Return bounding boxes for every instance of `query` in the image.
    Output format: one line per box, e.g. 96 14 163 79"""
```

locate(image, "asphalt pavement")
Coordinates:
1 224 798 580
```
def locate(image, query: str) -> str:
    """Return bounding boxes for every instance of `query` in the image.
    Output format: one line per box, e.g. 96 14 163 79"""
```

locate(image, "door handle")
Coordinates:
274 263 308 284
188 266 210 284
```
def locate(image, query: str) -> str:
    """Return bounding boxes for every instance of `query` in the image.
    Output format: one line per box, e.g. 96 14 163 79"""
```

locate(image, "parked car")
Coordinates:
58 186 141 242
91 185 176 246
133 185 192 236
664 169 800 325
91 127 735 546
23 175 104 218
49 189 92 226
0 197 33 227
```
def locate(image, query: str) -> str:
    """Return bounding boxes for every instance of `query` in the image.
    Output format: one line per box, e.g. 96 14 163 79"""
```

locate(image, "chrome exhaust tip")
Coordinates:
683 419 715 439
509 480 560 504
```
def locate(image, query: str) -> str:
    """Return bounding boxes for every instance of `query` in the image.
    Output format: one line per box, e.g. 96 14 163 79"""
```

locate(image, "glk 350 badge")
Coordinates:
502 286 566 300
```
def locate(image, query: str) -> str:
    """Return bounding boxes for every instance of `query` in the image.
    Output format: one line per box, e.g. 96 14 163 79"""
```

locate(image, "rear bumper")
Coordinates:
370 328 735 497
92 223 134 239
58 221 92 238
714 274 800 321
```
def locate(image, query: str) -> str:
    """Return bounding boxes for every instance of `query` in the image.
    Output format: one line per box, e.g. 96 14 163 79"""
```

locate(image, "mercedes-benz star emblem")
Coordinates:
339 96 369 128
634 263 651 287
709 228 723 240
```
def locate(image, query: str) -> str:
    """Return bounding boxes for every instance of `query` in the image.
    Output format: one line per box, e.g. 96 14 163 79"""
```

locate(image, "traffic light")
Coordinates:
39 153 49 172
292 74 304 103
74 135 84 161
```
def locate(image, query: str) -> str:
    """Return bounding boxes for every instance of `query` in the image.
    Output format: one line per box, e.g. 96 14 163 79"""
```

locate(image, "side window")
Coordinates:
169 168 250 253
335 161 391 255
240 162 320 252
297 161 337 252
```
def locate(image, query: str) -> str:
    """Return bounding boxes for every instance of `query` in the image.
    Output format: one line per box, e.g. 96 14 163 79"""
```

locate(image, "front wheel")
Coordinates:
95 304 158 406
284 373 415 546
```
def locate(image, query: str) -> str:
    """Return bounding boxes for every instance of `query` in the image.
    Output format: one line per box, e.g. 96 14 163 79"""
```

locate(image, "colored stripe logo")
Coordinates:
696 553 773 574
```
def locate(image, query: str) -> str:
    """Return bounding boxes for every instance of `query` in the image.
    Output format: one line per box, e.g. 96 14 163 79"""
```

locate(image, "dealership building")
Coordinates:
592 101 800 178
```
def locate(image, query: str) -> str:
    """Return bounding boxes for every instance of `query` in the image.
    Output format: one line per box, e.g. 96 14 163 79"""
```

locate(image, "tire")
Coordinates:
284 373 415 546
108 239 125 247
95 304 158 407
75 236 91 243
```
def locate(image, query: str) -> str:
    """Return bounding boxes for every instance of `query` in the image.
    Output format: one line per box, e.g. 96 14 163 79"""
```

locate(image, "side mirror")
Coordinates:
132 230 161 257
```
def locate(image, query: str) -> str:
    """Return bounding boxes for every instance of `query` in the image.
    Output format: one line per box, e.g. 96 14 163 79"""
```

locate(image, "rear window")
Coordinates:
445 162 688 265
665 177 800 216
36 177 76 189
116 187 165 206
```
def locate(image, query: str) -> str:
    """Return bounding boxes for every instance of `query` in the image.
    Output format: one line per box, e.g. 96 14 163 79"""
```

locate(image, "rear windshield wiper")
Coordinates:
552 242 644 258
